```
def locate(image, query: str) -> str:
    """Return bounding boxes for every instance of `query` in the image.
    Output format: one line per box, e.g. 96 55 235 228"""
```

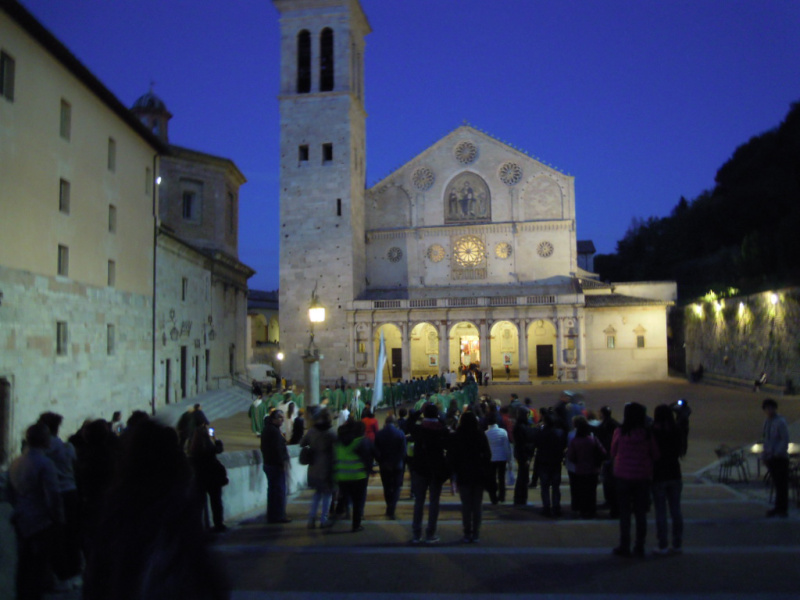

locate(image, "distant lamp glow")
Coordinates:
276 351 284 361
769 293 779 305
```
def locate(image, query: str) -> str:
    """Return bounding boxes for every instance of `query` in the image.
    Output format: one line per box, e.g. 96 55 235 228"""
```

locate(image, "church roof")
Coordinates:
369 123 571 190
132 91 169 113
584 294 673 307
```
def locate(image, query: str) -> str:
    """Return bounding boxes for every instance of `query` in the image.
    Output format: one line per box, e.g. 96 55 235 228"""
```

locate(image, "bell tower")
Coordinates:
273 0 370 383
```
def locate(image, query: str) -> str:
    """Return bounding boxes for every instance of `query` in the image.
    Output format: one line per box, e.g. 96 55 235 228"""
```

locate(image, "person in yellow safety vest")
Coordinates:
333 418 373 532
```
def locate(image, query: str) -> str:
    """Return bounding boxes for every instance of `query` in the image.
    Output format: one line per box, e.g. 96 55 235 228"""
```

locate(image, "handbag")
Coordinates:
299 445 314 465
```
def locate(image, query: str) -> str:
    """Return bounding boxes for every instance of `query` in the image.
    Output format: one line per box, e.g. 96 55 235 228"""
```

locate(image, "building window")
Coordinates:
182 191 196 220
181 277 188 301
57 245 69 276
320 28 334 92
606 336 615 349
60 99 71 140
297 30 311 93
107 260 116 287
637 335 645 348
180 179 203 222
107 324 116 355
56 321 68 356
145 167 152 194
298 145 309 162
108 204 117 233
107 137 116 172
0 51 15 102
228 192 236 235
59 179 70 214
322 143 333 163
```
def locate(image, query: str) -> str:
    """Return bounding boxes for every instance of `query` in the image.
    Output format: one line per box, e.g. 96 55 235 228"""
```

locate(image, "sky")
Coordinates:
18 0 800 291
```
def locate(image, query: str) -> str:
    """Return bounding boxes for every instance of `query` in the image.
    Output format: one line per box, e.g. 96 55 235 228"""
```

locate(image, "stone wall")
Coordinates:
0 264 153 462
684 288 800 390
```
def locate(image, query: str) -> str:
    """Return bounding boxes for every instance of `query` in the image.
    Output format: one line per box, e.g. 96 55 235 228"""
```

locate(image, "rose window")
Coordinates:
537 241 554 258
454 235 485 267
427 244 445 263
412 167 435 191
499 162 522 186
454 141 478 164
387 247 403 263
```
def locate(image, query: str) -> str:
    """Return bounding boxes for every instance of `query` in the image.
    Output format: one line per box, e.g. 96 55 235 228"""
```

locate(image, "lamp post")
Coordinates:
303 288 326 407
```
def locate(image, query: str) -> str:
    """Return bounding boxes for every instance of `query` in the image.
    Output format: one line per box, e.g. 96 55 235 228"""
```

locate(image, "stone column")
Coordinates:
518 319 529 383
438 321 449 375
555 317 564 381
479 319 491 379
401 322 411 382
302 350 322 407
577 314 587 381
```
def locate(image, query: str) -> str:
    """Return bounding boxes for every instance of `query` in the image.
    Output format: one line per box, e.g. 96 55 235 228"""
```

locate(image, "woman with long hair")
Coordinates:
610 402 659 557
300 409 337 529
651 404 683 554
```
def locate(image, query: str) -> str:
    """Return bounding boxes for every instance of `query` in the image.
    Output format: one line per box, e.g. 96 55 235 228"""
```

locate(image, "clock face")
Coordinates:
427 244 445 263
454 235 485 267
495 242 512 259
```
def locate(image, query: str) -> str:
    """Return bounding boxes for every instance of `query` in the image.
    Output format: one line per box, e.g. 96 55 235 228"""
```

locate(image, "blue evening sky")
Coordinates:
19 0 800 291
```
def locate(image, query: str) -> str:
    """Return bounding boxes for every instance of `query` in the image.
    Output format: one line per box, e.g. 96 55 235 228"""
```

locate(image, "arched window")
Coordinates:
320 28 334 92
297 30 311 93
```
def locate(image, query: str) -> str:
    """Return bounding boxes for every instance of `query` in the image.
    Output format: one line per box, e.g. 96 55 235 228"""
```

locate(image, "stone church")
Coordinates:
275 0 676 386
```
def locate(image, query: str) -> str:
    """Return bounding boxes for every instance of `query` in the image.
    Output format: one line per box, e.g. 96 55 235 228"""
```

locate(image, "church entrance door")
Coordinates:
536 345 554 377
391 348 402 381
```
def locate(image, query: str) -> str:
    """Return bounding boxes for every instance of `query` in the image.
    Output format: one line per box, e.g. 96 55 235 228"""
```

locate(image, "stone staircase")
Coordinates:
156 384 253 428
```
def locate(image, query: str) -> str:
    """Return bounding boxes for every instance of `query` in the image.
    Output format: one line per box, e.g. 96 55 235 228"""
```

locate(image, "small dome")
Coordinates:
132 91 168 112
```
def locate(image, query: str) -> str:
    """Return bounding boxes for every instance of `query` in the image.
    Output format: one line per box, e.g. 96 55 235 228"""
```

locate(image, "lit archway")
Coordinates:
449 321 480 379
374 323 403 383
490 320 519 381
410 322 439 378
267 315 280 343
252 314 267 345
527 319 557 379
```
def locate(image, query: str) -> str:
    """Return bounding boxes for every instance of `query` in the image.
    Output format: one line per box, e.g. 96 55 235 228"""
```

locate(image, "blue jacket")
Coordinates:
374 424 407 470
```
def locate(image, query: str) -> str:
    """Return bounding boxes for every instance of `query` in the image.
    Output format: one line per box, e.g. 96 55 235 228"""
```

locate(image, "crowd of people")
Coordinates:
259 385 696 554
7 407 230 600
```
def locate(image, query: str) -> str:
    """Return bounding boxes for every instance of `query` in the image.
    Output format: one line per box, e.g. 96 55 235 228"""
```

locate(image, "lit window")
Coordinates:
298 145 309 162
322 143 333 163
107 260 116 287
59 179 70 214
60 99 71 140
320 28 334 92
297 30 311 93
57 245 69 276
107 324 115 355
607 336 615 349
108 204 117 233
0 50 15 102
637 335 645 348
107 137 116 172
56 321 68 356
182 277 188 301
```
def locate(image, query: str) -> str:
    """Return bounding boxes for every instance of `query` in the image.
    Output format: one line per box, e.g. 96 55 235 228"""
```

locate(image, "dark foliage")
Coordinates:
595 102 800 301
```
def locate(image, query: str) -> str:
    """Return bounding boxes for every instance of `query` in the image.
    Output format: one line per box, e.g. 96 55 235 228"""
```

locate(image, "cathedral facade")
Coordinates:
275 0 675 386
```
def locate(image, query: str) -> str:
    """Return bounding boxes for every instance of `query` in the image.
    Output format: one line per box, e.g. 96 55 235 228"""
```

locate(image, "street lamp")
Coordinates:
303 287 325 407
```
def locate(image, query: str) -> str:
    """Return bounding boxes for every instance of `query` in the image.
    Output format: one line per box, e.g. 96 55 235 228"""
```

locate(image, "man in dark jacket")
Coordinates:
512 407 536 506
261 410 291 523
534 410 566 517
408 403 450 543
374 415 407 519
597 406 620 517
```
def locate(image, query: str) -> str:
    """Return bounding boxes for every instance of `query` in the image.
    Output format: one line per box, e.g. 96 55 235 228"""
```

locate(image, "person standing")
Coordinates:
300 409 337 529
333 419 373 532
761 398 789 518
651 404 684 553
9 422 64 600
513 407 535 506
535 410 567 517
610 402 659 558
485 413 511 504
374 415 407 519
566 416 605 519
408 403 451 544
38 412 82 590
261 410 291 523
596 406 620 517
449 412 491 542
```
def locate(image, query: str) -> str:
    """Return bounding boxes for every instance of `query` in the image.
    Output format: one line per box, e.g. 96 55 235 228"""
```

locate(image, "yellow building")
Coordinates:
0 0 163 462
